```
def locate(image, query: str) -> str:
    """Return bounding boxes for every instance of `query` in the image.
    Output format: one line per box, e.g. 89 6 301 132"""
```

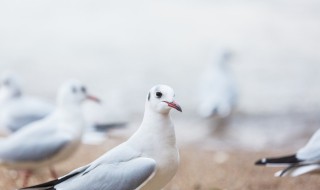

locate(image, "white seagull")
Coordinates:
0 71 53 133
0 79 99 187
255 128 320 177
197 49 237 118
20 84 182 190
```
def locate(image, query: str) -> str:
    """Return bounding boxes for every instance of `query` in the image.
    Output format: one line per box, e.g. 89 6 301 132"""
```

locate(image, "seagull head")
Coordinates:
57 79 100 106
146 84 182 114
216 49 233 68
0 71 22 100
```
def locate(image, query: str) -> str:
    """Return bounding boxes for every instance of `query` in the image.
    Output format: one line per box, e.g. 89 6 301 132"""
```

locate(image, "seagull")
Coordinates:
197 49 237 118
81 100 127 145
0 71 53 133
20 84 182 190
0 79 100 187
255 128 320 177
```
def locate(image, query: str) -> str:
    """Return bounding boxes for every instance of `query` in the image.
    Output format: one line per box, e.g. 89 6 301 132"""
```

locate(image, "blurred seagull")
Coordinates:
81 95 128 145
20 84 182 190
198 49 237 118
255 128 320 177
0 79 100 187
0 71 53 133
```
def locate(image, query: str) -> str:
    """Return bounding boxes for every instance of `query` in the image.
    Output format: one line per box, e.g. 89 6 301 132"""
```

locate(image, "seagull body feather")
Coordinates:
20 84 181 190
255 128 320 177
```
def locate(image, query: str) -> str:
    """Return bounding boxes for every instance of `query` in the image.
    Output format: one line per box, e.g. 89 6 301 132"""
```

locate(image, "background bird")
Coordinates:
81 100 127 145
197 49 237 119
0 79 99 187
255 128 320 177
0 71 53 133
20 84 182 190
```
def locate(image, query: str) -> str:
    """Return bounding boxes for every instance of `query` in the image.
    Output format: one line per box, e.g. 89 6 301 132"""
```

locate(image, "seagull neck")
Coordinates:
141 110 171 126
56 103 82 116
137 106 176 146
55 103 84 137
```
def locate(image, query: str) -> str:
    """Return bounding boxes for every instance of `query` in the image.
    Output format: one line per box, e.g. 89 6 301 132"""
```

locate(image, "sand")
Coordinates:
1 137 320 190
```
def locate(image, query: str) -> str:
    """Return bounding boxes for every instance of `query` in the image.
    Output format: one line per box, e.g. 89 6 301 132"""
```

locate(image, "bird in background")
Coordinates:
81 98 128 145
0 71 53 133
0 79 100 187
255 128 320 177
20 84 182 190
197 49 237 118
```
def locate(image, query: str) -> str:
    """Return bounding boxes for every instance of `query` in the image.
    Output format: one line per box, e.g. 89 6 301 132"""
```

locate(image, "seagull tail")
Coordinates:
255 154 301 167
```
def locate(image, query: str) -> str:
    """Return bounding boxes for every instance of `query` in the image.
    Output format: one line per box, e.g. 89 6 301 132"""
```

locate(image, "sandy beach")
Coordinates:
1 113 320 190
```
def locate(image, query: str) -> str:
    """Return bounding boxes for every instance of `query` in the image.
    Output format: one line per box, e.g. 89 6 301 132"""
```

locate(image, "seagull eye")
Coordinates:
156 92 162 98
81 86 87 93
3 79 10 86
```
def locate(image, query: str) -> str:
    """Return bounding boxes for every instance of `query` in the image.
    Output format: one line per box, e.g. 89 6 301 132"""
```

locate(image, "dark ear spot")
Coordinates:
148 92 150 101
81 86 87 93
3 79 10 86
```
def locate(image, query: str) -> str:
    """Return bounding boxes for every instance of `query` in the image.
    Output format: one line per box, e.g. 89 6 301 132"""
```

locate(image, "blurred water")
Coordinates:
1 0 320 115
1 1 320 151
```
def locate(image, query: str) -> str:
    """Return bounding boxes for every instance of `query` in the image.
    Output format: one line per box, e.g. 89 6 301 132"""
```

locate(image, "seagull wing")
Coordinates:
20 165 91 190
255 129 320 167
20 157 156 190
275 163 320 177
57 157 156 190
6 114 47 132
0 133 69 162
0 117 69 162
297 129 320 161
4 97 53 132
20 143 156 190
255 154 301 167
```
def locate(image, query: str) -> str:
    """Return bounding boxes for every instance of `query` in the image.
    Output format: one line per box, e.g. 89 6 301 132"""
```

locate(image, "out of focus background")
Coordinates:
1 0 320 189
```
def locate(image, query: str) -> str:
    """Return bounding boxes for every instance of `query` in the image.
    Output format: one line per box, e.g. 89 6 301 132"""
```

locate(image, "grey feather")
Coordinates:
7 114 47 132
56 157 156 190
20 157 156 190
0 117 69 162
0 134 69 162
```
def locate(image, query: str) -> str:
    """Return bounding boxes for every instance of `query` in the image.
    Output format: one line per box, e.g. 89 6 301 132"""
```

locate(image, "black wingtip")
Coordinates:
255 158 267 165
93 122 127 132
19 179 58 190
255 154 301 166
19 169 82 190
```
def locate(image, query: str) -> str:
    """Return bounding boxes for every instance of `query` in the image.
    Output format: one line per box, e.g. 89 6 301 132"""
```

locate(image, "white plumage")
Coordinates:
198 49 237 118
0 79 99 187
256 128 320 177
20 84 182 190
0 71 53 133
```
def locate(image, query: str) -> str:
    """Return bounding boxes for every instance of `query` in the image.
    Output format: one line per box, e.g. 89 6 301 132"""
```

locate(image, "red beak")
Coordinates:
86 95 101 103
163 101 182 112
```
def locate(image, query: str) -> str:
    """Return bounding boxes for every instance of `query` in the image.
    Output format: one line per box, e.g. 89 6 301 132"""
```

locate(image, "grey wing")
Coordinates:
20 165 91 190
56 157 156 190
7 114 47 132
0 133 70 162
5 97 53 132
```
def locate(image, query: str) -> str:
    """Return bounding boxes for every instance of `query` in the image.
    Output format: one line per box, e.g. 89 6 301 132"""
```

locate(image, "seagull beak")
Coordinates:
86 95 101 103
164 101 182 112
